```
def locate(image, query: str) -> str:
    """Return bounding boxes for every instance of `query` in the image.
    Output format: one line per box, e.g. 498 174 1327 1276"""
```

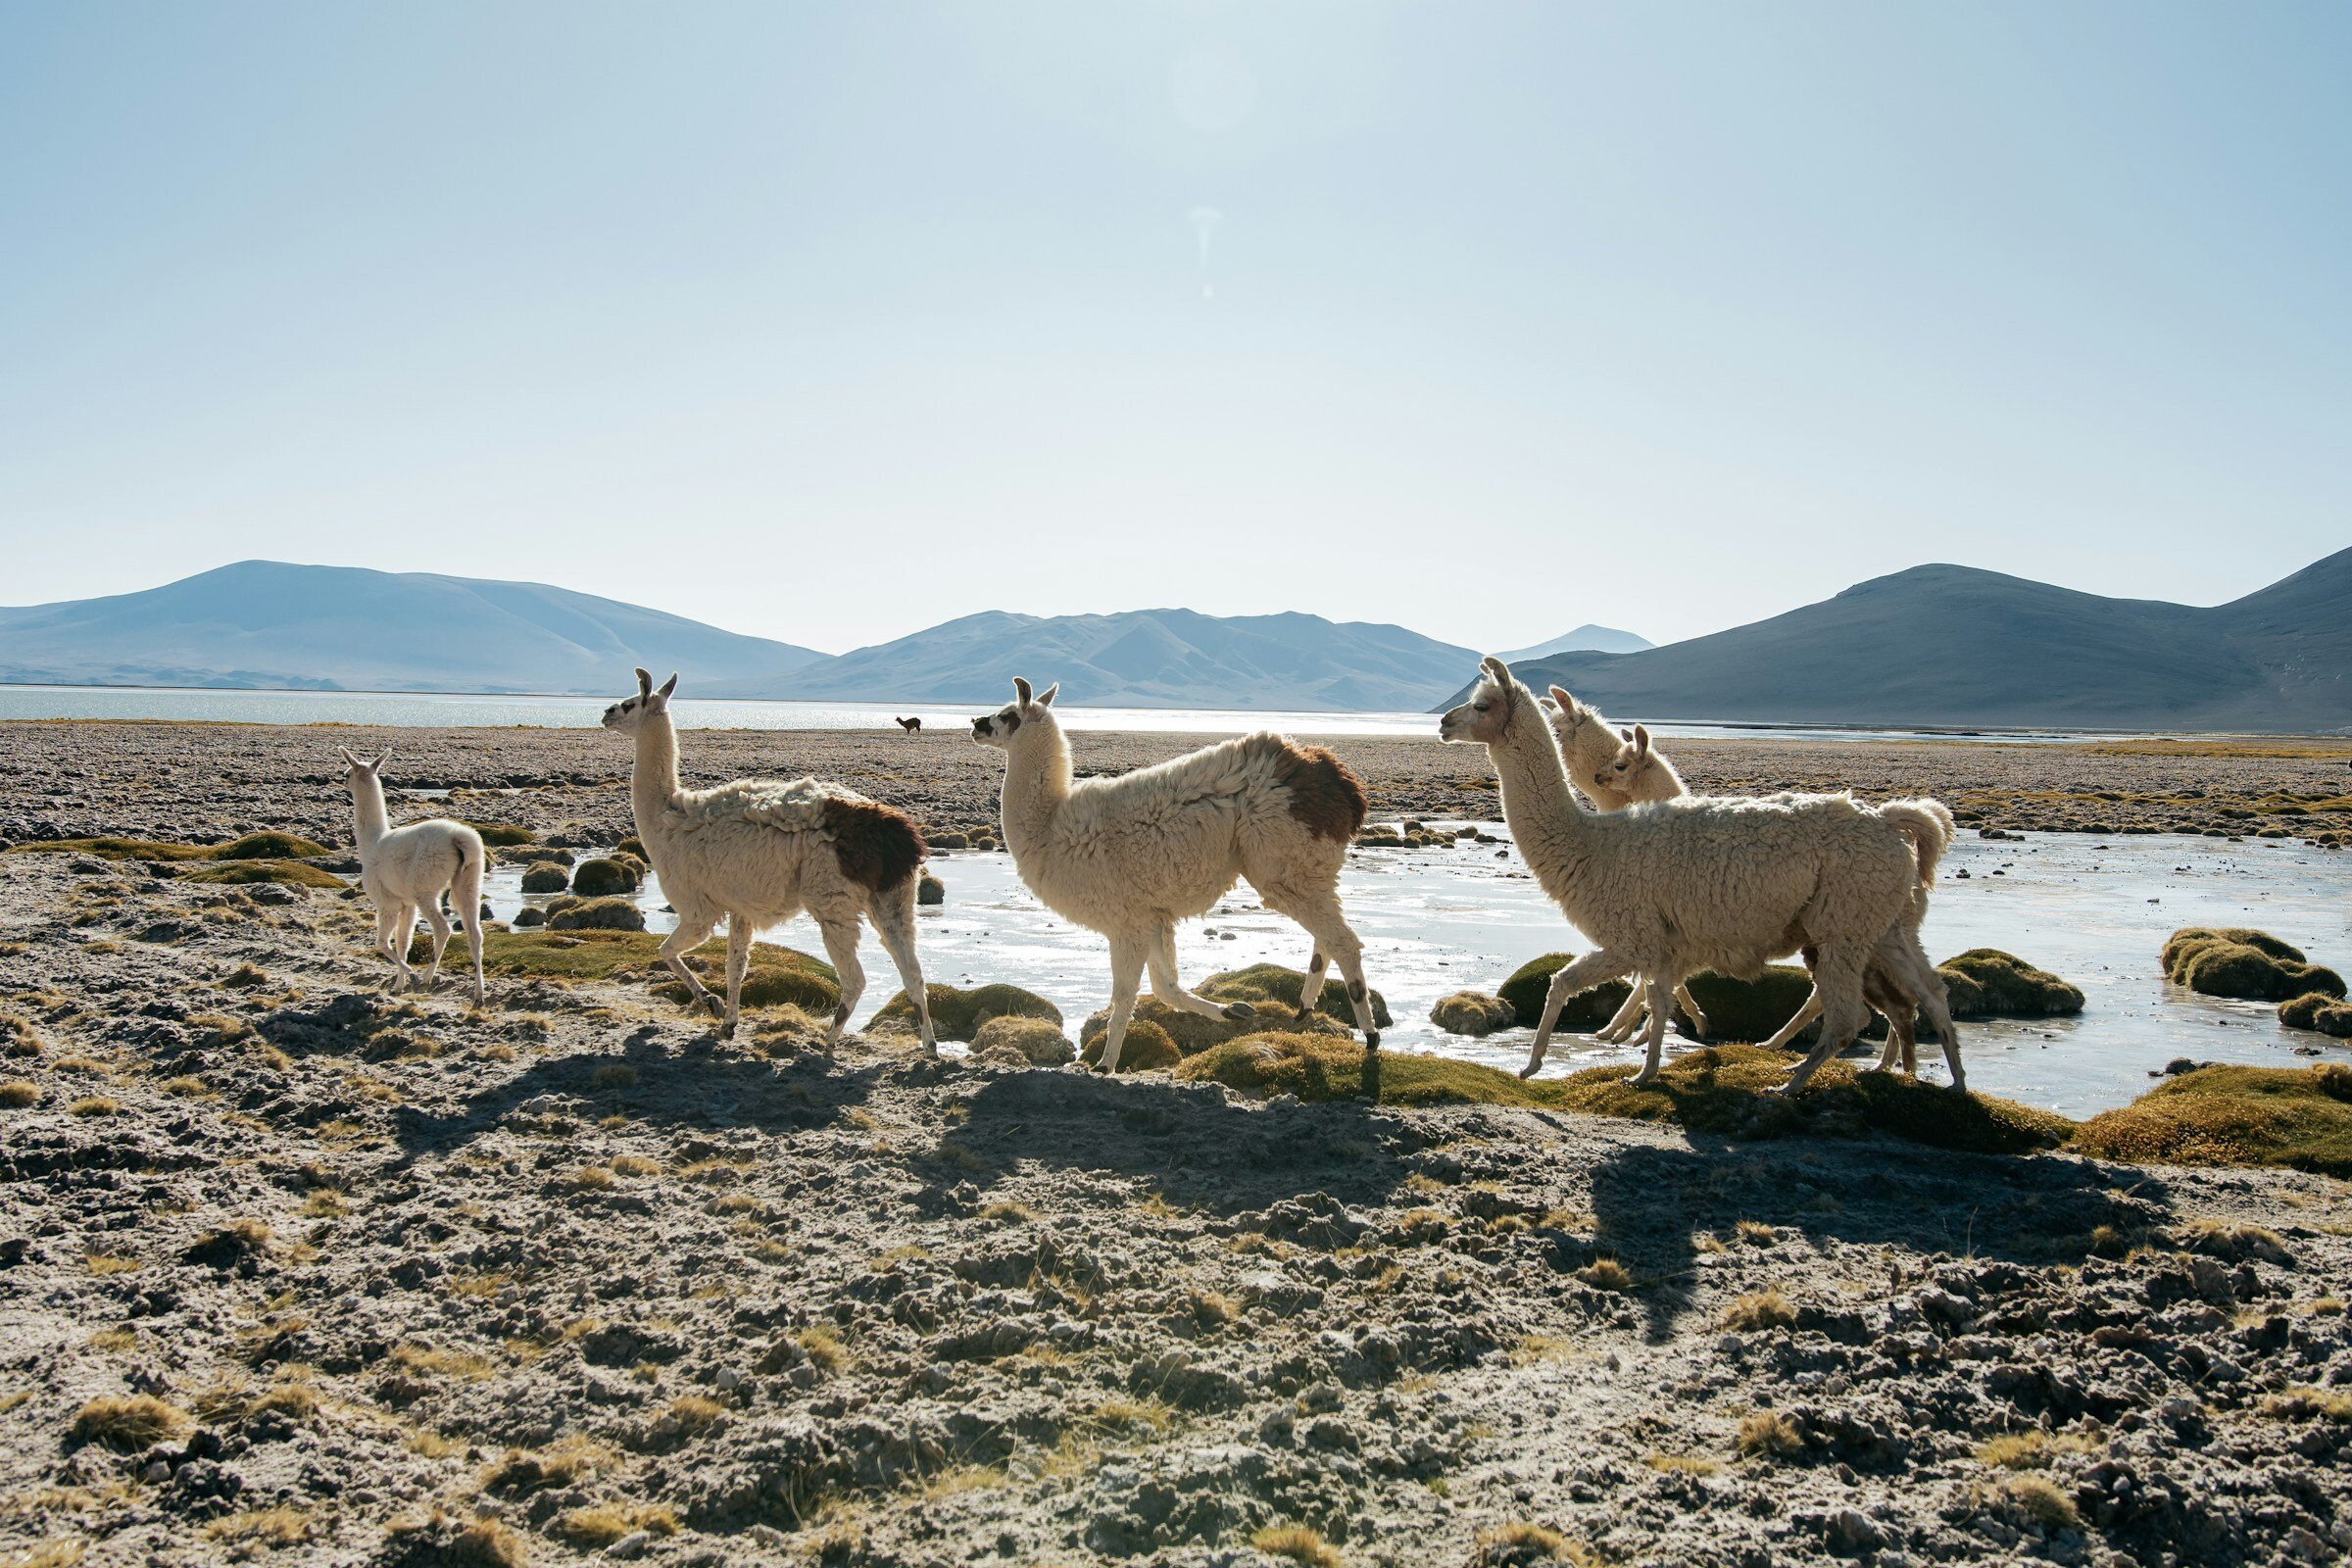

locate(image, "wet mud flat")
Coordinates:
4 844 2352 1565
5 720 2350 852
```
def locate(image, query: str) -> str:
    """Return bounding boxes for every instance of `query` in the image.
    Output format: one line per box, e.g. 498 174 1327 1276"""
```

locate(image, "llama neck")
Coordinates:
1489 716 1592 898
999 731 1071 855
350 776 390 855
632 714 684 832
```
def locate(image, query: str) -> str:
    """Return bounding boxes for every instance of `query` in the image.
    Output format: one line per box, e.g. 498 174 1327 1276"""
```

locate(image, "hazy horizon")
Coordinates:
5 3 2347 655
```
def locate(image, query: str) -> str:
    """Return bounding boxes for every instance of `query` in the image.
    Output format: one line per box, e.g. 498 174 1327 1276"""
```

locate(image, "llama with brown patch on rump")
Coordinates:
603 669 935 1053
972 678 1378 1072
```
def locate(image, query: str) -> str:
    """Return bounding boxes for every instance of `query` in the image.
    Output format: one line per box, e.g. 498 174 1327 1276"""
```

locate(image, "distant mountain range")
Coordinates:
1496 624 1652 662
704 609 1480 710
11 552 2348 729
0 562 825 696
1477 547 2352 733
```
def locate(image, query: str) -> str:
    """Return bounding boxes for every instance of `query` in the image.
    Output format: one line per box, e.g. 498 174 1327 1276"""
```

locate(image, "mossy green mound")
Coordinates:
1200 963 1392 1030
970 1015 1074 1066
1430 991 1516 1037
2074 1064 2352 1177
570 858 642 897
1173 1037 2073 1156
656 945 839 1012
917 871 945 906
11 831 331 863
1682 966 1820 1042
1938 949 2084 1018
1080 1018 1180 1072
2279 992 2352 1037
1496 955 1637 1031
519 862 570 894
180 858 345 890
209 831 334 860
871 982 1061 1042
544 896 646 932
616 836 647 860
2163 928 2345 1003
458 820 537 848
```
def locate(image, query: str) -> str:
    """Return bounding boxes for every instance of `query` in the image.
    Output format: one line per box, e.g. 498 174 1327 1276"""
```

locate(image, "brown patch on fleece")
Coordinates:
1273 744 1368 844
820 796 925 892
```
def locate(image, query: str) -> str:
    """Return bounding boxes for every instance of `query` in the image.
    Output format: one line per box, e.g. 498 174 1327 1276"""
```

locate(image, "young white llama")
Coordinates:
341 748 486 1004
1441 657 1960 1094
602 670 935 1053
972 678 1377 1072
1540 690 1645 812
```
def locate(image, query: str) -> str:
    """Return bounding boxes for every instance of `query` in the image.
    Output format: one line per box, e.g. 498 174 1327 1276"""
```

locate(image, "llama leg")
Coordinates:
388 904 418 992
718 915 752 1040
868 883 934 1054
1629 973 1678 1089
1884 932 1962 1090
1757 990 1823 1054
1525 950 1633 1079
814 916 866 1053
370 902 401 977
1779 945 1870 1096
421 899 453 993
1860 961 1915 1072
658 916 725 1019
1596 986 1646 1045
1291 945 1329 1024
1674 982 1709 1040
1097 935 1148 1073
1146 925 1250 1024
1251 881 1378 1048
455 850 486 1005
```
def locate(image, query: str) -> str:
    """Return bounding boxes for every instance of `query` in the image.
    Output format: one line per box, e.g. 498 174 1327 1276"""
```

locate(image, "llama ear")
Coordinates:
657 673 678 700
1480 655 1511 687
1013 677 1033 706
372 749 390 771
635 667 654 698
1633 723 1651 759
338 747 360 768
1037 683 1057 707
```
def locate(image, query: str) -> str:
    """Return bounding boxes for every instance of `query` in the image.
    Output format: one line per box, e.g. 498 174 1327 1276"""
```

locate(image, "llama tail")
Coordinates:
1877 798 1955 886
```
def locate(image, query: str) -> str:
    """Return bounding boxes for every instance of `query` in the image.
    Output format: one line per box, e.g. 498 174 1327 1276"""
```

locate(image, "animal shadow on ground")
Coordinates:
382 1029 886 1167
1580 1131 2180 1341
942 1068 1417 1220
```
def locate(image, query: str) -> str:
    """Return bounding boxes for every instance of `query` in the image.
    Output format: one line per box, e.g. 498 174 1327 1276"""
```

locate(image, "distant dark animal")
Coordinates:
895 716 922 734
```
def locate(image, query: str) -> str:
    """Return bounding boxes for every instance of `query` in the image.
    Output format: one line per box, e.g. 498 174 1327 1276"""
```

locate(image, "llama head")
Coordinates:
970 676 1058 751
1595 723 1655 794
603 667 678 735
1440 657 1524 746
338 747 389 786
1544 686 1624 790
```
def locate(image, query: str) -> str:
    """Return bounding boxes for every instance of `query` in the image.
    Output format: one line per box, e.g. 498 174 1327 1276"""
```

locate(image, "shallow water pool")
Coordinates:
478 829 2350 1119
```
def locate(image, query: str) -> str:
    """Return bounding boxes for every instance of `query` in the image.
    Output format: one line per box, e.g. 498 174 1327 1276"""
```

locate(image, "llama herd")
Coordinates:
346 659 1968 1095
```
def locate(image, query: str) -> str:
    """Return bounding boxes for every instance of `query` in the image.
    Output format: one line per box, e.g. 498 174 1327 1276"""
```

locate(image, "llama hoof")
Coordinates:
1221 1002 1256 1023
1363 1032 1381 1051
1629 1072 1661 1090
1517 1062 1543 1081
700 995 726 1019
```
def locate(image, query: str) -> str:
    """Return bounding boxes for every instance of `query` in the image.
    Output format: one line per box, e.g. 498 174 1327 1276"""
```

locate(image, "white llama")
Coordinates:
1546 694 1950 1074
602 670 935 1053
1543 700 1706 1043
972 678 1378 1072
1441 658 1961 1094
341 748 487 1004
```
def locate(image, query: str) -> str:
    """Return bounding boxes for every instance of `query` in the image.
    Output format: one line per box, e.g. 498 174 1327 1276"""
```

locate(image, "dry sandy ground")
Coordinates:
2 724 2351 1568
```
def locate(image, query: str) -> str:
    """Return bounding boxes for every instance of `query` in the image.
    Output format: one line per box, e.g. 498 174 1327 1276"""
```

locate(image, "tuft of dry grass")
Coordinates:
2263 1386 2352 1422
203 1506 312 1547
1089 1396 1175 1437
10 1542 86 1568
552 1501 678 1547
797 1324 848 1373
1721 1290 1796 1332
72 1395 191 1449
1575 1257 1635 1293
0 1079 39 1107
2178 1216 2291 1263
1736 1409 1804 1460
611 1154 662 1178
84 1254 140 1276
486 1435 607 1493
570 1165 615 1190
1644 1450 1720 1476
1251 1524 1344 1568
1471 1521 1599 1565
1975 1430 2100 1469
1989 1472 2081 1530
67 1096 119 1118
389 1344 495 1382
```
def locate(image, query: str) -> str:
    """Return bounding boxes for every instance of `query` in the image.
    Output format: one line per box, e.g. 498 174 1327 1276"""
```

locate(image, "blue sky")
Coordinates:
2 2 2345 656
